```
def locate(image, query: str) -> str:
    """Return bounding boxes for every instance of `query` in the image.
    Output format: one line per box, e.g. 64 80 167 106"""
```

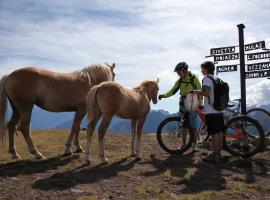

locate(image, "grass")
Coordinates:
0 129 270 200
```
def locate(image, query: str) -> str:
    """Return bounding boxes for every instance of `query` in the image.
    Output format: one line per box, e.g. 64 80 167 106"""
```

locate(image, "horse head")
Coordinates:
141 78 159 104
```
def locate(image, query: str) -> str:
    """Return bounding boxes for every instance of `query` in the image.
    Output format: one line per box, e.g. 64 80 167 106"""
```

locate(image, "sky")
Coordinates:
0 0 270 113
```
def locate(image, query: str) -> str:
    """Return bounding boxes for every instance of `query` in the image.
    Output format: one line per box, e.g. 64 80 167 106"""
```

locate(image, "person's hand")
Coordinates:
158 94 165 100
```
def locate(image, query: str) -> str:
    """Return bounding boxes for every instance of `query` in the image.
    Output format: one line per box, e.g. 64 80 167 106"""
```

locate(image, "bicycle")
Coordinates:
198 99 270 143
157 103 265 158
246 107 270 136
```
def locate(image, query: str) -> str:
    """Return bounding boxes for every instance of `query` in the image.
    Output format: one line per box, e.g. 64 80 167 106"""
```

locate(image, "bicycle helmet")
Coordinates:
174 62 188 72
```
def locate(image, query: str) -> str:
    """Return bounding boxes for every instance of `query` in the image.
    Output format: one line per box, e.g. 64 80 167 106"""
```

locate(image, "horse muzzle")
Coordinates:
153 99 158 104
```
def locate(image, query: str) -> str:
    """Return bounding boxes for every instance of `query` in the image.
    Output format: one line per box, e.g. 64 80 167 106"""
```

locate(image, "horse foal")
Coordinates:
85 79 159 163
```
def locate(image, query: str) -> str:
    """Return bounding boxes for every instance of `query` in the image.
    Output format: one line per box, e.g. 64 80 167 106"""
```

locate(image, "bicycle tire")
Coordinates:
223 115 265 158
157 117 194 154
247 108 270 136
198 121 211 143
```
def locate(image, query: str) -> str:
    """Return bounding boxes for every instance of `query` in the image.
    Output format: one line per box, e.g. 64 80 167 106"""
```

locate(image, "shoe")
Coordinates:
192 143 199 152
177 143 185 150
202 153 221 164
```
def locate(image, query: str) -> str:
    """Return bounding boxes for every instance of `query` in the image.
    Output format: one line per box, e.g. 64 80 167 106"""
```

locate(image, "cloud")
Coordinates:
0 0 270 113
247 79 270 105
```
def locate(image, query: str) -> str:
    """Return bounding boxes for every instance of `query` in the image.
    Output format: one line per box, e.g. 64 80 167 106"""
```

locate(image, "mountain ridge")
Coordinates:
7 105 270 133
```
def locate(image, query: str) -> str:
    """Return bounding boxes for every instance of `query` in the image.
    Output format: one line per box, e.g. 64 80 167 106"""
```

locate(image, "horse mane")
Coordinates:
76 64 113 84
133 80 151 94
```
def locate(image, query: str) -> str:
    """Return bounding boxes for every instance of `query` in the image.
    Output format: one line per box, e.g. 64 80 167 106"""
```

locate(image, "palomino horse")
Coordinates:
85 79 159 163
0 63 115 159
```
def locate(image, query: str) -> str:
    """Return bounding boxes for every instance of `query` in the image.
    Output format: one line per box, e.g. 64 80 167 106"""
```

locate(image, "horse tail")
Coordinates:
86 85 101 121
0 75 8 147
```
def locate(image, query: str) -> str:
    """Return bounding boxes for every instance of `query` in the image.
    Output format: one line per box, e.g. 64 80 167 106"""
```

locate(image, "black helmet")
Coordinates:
174 62 188 72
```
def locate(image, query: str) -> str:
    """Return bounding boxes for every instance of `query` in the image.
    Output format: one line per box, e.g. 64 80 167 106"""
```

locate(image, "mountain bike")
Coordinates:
198 99 270 143
246 108 270 136
157 104 265 158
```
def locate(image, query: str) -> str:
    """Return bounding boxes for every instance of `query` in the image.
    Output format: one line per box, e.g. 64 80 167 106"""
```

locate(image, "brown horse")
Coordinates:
0 63 115 159
85 79 159 163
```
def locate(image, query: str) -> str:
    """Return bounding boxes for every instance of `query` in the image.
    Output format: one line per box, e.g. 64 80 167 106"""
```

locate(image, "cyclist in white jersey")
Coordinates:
191 61 226 164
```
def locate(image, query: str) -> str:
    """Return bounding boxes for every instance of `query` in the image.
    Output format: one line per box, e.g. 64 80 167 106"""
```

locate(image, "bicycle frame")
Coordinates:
196 106 247 139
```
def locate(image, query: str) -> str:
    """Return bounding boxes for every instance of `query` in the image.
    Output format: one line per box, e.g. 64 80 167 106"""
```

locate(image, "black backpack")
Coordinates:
206 76 229 111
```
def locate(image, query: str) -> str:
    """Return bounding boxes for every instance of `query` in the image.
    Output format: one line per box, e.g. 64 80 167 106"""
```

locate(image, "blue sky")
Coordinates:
0 0 270 113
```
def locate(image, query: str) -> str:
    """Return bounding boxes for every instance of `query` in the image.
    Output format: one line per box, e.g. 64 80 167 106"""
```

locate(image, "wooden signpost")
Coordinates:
206 24 269 115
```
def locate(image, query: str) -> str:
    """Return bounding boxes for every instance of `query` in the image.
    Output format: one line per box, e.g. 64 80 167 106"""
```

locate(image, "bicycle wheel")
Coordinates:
198 121 210 143
223 115 265 158
247 108 270 136
157 117 194 154
197 121 211 149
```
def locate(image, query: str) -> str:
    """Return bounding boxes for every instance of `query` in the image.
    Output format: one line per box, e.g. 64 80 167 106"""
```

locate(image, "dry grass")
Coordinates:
0 129 270 200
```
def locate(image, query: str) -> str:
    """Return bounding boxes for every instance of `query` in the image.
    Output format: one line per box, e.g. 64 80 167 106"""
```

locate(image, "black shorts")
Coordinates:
205 113 226 135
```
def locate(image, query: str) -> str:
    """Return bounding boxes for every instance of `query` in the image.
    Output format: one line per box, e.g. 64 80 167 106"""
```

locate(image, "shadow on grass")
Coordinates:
141 152 227 193
140 152 269 194
0 154 79 177
139 152 195 178
32 157 138 191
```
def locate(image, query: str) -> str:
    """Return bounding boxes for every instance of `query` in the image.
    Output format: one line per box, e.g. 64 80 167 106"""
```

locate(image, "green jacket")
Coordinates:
164 72 202 100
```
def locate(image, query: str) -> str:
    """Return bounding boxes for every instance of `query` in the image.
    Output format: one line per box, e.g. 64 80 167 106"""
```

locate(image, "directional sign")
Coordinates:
214 53 239 62
246 51 270 60
247 62 270 71
245 41 265 51
210 46 235 55
216 65 238 73
245 70 270 79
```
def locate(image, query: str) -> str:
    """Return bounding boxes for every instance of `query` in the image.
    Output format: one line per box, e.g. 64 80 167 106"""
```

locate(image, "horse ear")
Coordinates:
156 78 159 83
111 63 115 70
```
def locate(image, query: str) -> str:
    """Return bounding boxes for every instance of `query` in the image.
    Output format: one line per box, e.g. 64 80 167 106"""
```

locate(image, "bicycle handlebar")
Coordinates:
233 98 243 102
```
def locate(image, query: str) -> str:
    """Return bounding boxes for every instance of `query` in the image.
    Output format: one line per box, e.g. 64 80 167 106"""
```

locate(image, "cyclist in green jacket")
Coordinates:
159 62 202 151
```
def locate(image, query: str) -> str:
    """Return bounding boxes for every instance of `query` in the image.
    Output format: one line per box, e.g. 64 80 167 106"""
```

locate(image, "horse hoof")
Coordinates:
135 157 141 161
75 148 85 153
101 158 109 164
85 159 91 165
36 154 46 160
63 151 73 156
12 154 21 160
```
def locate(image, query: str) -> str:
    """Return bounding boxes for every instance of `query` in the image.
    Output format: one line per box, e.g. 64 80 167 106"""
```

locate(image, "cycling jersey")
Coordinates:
164 72 202 100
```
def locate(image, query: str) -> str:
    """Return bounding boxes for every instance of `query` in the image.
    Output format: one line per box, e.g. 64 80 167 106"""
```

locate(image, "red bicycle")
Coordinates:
157 105 265 158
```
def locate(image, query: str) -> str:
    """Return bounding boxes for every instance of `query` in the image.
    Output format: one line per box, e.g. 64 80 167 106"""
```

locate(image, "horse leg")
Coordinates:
98 115 113 164
85 113 102 163
8 111 20 159
130 119 137 157
135 116 146 159
73 109 86 153
19 112 45 159
64 109 85 155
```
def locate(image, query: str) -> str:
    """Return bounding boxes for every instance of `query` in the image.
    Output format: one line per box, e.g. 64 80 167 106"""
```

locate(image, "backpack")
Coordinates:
206 76 229 111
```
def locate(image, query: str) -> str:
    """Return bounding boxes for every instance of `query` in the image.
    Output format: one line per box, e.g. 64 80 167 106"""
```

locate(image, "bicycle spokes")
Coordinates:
157 117 194 154
224 116 265 158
